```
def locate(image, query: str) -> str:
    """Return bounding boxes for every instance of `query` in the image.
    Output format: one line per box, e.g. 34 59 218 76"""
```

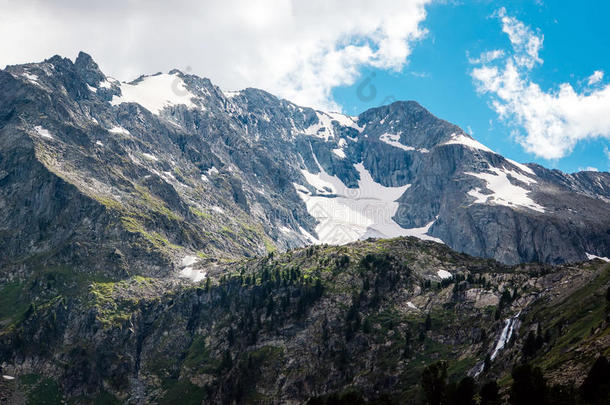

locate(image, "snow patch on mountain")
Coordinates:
296 151 420 244
332 138 348 159
178 255 204 282
141 153 158 161
34 126 53 140
379 133 415 151
503 167 537 185
378 133 430 153
98 79 113 89
111 73 198 115
441 133 494 153
437 270 452 279
223 90 242 99
181 255 198 267
394 221 444 244
299 226 320 244
293 183 310 196
22 72 41 87
304 112 336 140
332 148 346 159
305 111 362 140
108 126 130 135
466 168 545 213
326 111 363 131
179 267 206 282
586 253 610 262
506 158 536 176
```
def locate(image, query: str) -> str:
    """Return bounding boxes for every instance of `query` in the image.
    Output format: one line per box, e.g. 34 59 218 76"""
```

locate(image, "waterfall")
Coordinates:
490 312 520 360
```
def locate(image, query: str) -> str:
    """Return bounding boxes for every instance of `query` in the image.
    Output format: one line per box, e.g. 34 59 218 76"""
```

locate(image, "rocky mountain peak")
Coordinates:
74 51 107 87
74 51 97 70
43 54 73 68
358 100 464 150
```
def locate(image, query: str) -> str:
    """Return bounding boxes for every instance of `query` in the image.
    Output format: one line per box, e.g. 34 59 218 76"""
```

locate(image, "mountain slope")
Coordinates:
0 237 608 403
2 52 609 277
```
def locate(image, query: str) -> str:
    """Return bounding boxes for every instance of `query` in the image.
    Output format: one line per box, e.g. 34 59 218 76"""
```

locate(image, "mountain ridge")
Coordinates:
1 51 609 285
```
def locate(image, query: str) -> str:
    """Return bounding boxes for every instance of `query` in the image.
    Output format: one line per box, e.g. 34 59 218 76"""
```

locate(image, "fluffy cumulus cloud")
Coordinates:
0 0 430 111
470 8 610 160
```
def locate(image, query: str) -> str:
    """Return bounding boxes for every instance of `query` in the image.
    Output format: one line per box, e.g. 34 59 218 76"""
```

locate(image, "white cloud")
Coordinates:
0 0 431 111
470 8 610 160
496 8 543 69
588 70 604 85
468 49 505 64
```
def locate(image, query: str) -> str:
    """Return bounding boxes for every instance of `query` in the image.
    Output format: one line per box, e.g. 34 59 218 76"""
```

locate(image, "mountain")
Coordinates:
1 237 608 403
1 52 609 285
1 52 610 403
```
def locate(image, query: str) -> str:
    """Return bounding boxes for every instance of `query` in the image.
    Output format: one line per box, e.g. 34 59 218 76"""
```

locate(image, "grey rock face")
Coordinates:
1 51 609 277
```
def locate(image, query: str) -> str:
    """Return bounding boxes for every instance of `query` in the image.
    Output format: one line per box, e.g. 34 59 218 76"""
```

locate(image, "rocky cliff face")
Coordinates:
1 52 609 280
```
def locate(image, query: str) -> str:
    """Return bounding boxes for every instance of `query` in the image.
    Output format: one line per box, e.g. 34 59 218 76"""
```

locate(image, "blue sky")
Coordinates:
333 1 610 173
